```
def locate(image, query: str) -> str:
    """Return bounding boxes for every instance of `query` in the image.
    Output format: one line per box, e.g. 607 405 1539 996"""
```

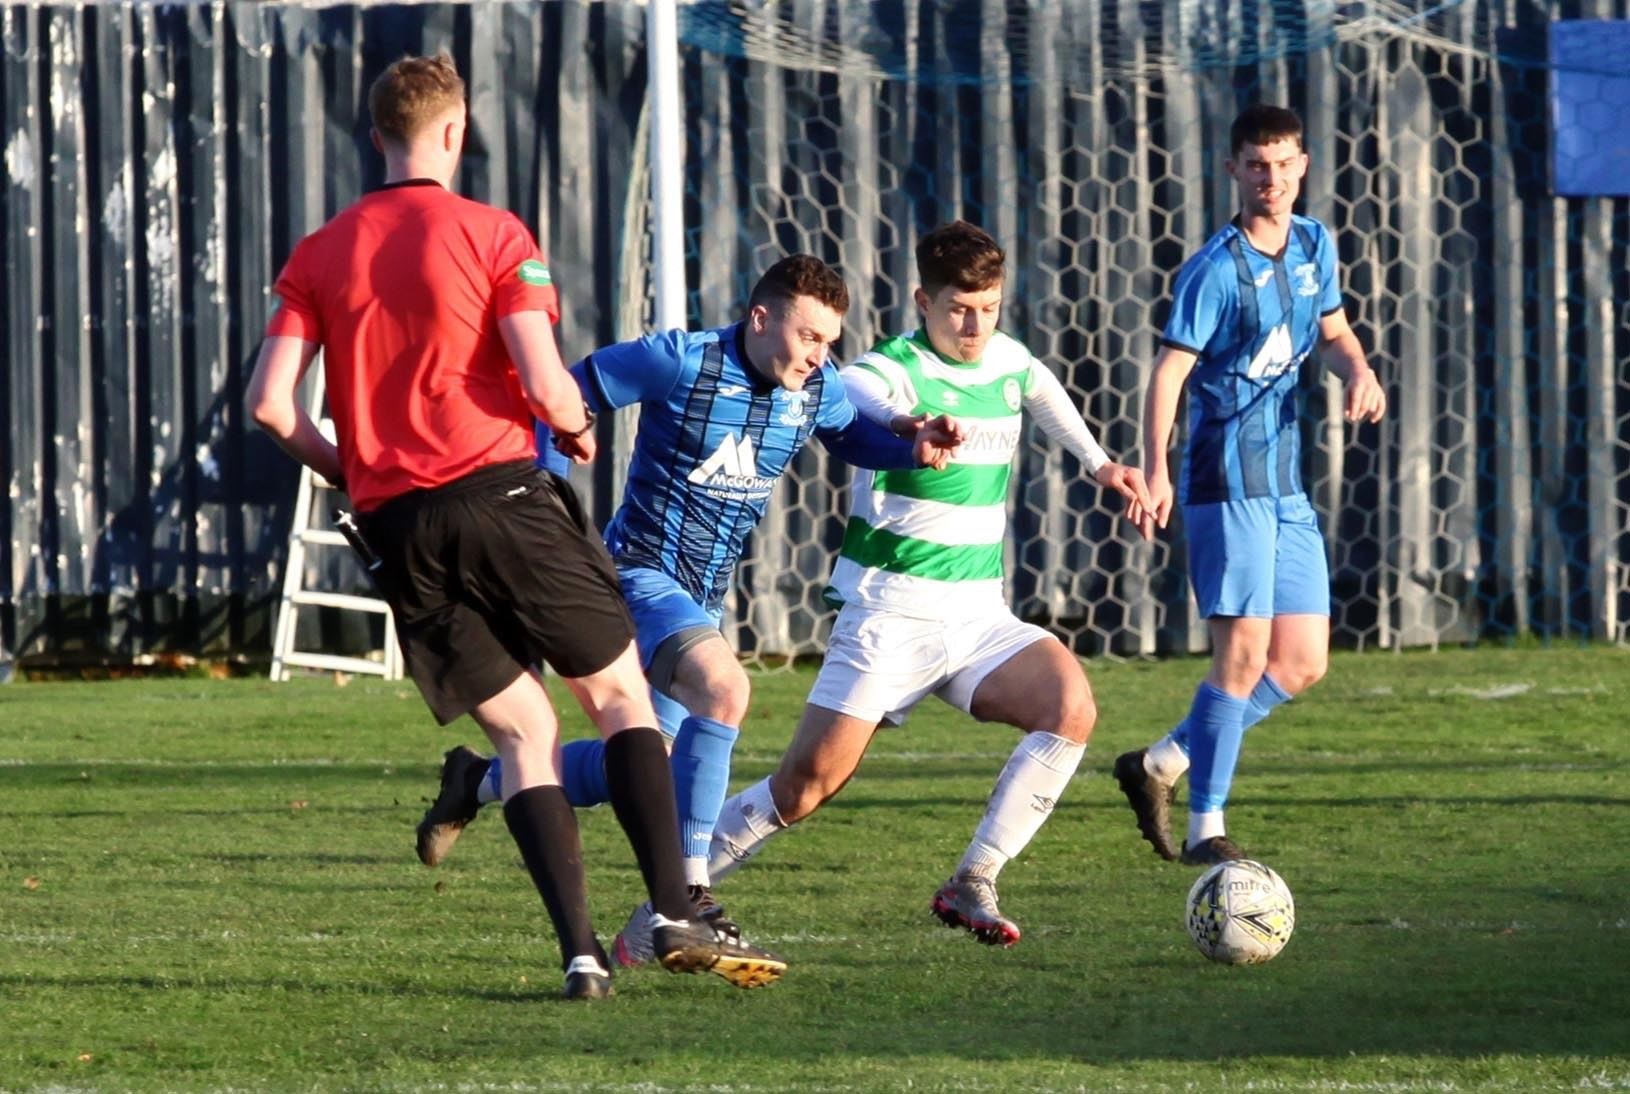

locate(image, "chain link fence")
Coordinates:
1 0 1625 664
650 0 1630 661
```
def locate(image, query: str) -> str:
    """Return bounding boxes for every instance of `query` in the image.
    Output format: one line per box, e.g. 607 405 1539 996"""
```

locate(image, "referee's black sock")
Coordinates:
502 786 602 970
604 727 692 922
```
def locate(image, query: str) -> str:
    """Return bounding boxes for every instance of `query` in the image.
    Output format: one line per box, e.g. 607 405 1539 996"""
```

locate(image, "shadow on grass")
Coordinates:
0 803 406 820
0 971 583 1006
816 791 1630 813
4 929 1625 1064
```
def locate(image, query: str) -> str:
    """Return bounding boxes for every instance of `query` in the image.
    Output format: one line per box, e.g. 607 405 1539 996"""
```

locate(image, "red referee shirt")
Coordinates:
265 180 560 511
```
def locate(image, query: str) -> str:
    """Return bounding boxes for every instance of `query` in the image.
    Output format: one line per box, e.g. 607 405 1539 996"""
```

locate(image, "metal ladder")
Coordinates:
269 363 403 681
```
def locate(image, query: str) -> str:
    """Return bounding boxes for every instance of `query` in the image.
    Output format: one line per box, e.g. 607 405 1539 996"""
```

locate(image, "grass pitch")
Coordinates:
3 645 1628 1091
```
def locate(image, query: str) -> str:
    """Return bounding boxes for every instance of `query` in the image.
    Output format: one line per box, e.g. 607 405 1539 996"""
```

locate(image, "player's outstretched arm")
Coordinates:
1142 345 1198 530
902 413 964 470
1021 361 1111 472
818 364 959 471
246 335 344 486
1021 361 1150 538
500 311 596 462
1317 310 1386 424
817 412 938 471
1092 462 1155 541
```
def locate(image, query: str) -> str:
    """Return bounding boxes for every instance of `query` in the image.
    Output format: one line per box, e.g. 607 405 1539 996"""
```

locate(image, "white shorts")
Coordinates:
807 603 1054 727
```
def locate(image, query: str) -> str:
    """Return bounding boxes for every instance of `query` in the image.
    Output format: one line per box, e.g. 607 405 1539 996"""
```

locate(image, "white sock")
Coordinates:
683 858 711 888
707 777 787 884
1145 733 1190 782
1187 810 1226 848
957 731 1085 881
476 758 502 804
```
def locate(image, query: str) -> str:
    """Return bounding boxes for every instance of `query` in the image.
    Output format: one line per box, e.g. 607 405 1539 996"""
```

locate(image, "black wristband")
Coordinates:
553 405 596 446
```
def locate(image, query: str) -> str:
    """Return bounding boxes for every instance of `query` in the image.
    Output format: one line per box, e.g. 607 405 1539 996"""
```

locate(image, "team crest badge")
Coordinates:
517 260 552 287
779 391 810 426
1002 377 1022 412
1294 262 1319 297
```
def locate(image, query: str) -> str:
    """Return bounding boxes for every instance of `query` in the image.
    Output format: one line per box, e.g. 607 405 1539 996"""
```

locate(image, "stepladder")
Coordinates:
268 362 404 682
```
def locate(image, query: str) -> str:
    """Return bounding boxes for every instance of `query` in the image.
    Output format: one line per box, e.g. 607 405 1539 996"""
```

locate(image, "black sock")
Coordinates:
603 728 691 921
502 786 601 969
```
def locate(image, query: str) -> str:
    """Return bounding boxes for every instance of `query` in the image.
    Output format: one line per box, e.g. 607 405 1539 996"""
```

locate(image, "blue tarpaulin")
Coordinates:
1550 20 1630 196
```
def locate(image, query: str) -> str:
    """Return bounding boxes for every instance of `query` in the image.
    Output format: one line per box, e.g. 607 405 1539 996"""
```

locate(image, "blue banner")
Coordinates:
1550 20 1630 196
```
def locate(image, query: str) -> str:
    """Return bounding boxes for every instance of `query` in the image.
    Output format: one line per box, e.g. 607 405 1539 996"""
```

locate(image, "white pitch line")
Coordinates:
1429 682 1534 699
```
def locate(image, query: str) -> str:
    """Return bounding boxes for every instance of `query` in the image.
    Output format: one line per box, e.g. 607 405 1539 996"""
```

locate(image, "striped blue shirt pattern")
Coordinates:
1163 214 1342 504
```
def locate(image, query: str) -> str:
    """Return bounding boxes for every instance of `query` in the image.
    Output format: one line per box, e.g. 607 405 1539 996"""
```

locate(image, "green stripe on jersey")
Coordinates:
840 518 1005 581
862 333 1032 419
872 463 1010 506
870 337 921 371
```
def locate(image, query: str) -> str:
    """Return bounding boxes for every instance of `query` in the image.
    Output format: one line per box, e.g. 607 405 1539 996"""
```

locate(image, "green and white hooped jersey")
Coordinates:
825 329 1036 619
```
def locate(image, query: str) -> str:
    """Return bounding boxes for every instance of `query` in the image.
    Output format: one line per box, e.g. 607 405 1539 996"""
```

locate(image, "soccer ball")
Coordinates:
1185 859 1296 965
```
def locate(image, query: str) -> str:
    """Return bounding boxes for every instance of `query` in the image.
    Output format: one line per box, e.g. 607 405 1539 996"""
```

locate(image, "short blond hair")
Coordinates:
368 52 465 144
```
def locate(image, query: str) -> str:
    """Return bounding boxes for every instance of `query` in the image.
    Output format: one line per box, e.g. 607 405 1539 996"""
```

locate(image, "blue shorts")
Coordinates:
617 566 722 670
1183 494 1330 619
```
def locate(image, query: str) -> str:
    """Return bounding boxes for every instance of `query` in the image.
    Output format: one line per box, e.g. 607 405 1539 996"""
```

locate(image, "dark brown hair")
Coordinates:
368 53 466 144
916 220 1005 295
748 254 850 315
1230 104 1304 156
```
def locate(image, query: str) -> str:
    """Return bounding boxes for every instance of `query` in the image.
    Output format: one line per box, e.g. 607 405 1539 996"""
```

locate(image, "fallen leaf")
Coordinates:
22 877 40 891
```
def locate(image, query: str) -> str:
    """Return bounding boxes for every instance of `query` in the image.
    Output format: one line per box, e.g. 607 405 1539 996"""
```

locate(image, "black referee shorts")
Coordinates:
359 460 634 725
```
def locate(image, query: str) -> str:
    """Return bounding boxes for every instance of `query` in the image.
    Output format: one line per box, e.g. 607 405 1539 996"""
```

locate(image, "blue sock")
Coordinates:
1173 673 1292 751
1241 673 1291 731
560 739 610 808
480 757 503 802
480 744 609 808
650 688 689 739
1184 683 1251 814
669 715 740 868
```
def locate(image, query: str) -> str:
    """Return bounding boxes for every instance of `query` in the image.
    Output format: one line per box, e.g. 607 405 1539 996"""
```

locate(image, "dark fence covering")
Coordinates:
0 1 647 662
2 0 1627 667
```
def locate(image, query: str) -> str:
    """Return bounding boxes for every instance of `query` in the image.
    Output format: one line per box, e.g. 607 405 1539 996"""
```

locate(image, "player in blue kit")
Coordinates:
1113 104 1387 866
416 254 961 963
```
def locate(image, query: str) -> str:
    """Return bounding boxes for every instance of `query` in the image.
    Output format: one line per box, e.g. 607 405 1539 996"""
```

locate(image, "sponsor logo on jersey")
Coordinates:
688 433 778 496
956 421 1023 456
1254 268 1276 288
1245 323 1308 380
517 259 552 287
1294 262 1320 297
940 390 961 407
717 383 751 398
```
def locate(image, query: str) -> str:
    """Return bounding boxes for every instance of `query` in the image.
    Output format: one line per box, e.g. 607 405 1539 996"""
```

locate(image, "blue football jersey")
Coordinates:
1163 214 1342 504
576 323 859 610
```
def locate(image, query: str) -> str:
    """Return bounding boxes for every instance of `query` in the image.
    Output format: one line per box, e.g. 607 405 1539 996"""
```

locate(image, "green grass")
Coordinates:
2 646 1628 1091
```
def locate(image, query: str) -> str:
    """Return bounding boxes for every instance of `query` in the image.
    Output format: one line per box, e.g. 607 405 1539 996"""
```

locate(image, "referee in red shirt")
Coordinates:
246 54 783 998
